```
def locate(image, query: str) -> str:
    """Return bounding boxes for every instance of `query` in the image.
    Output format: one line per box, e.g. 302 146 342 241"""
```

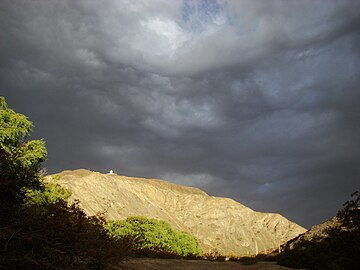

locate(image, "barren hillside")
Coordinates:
45 169 305 256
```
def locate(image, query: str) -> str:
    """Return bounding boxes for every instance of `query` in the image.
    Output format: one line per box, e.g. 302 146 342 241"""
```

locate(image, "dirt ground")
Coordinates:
111 258 302 270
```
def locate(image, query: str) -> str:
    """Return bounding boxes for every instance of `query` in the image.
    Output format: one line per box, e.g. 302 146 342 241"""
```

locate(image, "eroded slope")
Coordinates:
45 169 305 255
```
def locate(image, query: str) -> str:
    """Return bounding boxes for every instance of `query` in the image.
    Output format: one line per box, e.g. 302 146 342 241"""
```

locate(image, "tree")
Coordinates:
0 97 132 269
337 191 360 231
0 96 47 203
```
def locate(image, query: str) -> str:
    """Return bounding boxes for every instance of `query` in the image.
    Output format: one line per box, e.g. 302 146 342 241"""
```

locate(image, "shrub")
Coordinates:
202 249 225 261
23 182 72 206
1 200 131 269
104 216 202 257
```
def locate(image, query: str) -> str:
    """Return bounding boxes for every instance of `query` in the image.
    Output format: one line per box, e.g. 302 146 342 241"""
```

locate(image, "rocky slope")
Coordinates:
45 169 305 256
282 216 341 251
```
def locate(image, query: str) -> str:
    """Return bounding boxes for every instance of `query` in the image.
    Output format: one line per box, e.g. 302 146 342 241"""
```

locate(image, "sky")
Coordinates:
1 0 359 228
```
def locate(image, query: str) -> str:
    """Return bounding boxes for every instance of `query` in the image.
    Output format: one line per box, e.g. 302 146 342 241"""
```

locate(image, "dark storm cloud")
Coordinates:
1 0 360 228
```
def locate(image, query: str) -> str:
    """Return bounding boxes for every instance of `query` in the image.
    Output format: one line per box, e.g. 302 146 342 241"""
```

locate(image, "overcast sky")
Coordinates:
1 0 360 228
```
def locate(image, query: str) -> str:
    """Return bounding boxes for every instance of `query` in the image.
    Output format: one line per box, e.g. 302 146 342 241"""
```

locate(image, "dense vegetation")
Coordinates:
277 191 360 270
105 216 202 257
0 96 129 269
0 96 47 207
23 179 72 206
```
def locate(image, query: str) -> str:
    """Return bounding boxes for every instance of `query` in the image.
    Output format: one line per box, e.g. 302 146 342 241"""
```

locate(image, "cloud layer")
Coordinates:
1 0 360 228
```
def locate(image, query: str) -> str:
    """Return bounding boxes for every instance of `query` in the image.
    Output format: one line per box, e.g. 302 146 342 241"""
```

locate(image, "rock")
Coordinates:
45 169 306 256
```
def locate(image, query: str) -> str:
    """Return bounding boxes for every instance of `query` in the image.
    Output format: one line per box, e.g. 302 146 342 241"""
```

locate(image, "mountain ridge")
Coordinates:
45 169 306 256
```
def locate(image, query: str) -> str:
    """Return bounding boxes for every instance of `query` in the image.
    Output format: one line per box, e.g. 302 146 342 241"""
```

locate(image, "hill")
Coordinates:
277 191 360 269
45 169 306 256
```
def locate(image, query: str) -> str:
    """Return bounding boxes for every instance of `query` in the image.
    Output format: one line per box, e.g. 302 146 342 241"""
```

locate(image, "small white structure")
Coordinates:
109 170 114 174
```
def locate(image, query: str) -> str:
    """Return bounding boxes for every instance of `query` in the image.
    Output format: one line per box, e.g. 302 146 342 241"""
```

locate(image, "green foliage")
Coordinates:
24 182 72 206
0 96 47 194
0 96 32 152
0 97 130 269
52 174 61 181
104 216 202 257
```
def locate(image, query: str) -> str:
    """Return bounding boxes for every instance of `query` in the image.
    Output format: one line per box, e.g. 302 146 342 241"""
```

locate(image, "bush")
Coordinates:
23 182 72 206
1 200 131 269
201 249 225 261
104 216 202 257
